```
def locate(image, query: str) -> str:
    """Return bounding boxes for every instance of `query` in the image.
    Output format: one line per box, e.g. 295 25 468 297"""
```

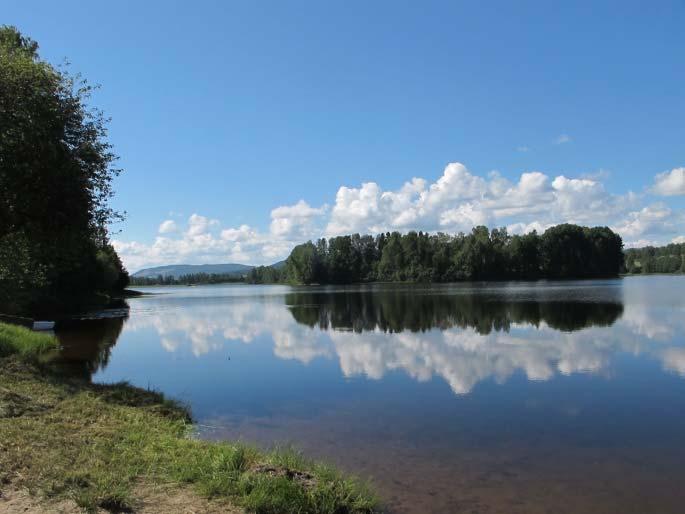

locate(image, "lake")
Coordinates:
56 276 685 514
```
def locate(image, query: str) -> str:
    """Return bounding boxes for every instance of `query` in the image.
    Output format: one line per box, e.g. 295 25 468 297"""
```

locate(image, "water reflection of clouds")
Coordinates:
126 302 328 361
660 348 685 376
621 305 677 341
124 300 685 394
328 327 616 394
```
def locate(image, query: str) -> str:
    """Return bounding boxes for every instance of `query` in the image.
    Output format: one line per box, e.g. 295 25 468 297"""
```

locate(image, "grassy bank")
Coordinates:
0 322 58 358
0 323 379 513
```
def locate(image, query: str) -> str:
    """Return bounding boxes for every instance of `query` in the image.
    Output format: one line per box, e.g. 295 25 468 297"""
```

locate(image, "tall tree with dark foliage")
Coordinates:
0 26 128 314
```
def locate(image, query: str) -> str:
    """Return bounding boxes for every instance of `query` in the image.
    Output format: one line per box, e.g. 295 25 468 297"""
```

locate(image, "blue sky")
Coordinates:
6 0 685 270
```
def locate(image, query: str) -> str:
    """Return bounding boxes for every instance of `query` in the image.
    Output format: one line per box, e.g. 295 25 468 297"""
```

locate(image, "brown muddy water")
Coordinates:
56 276 685 513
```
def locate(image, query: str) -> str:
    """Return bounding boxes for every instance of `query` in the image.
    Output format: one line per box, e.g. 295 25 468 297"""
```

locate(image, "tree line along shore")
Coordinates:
133 223 627 286
133 228 685 288
281 224 624 284
624 242 685 274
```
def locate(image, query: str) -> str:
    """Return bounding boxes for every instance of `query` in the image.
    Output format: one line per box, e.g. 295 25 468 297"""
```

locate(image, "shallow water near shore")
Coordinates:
55 276 685 514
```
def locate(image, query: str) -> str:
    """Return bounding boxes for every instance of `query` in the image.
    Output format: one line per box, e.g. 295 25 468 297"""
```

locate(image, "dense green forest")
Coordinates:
282 224 624 284
624 242 685 274
0 27 128 315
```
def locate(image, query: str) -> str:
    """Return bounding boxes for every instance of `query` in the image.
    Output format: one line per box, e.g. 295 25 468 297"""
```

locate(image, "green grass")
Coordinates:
0 323 380 514
0 322 58 358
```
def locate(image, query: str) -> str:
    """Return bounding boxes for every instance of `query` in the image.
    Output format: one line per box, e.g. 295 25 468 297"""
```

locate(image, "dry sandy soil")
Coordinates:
0 483 243 514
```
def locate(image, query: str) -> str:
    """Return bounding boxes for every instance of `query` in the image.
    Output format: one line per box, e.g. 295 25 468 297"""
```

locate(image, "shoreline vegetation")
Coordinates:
131 230 685 288
133 224 626 286
0 323 379 514
624 241 685 275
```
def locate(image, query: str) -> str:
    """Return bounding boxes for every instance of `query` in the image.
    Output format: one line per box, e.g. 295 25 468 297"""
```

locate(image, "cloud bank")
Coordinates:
114 162 685 272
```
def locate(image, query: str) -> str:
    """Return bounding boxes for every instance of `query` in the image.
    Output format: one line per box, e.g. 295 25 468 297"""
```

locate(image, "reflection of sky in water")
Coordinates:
98 278 685 400
85 277 685 514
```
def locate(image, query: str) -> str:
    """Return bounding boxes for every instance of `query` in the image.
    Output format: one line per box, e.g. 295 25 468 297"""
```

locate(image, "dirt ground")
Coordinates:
0 483 243 514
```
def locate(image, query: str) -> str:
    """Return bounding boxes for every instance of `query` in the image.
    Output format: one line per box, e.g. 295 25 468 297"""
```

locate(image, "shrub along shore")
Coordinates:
0 323 379 514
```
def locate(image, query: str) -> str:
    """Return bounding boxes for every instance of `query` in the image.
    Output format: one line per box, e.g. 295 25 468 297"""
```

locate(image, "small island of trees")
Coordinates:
282 224 625 284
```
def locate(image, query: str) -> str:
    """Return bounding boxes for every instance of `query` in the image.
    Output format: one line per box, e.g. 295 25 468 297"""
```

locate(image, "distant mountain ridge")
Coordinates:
132 261 286 278
132 263 251 278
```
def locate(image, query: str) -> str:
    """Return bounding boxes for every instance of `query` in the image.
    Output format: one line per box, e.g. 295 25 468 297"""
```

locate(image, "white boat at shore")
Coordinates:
32 321 55 331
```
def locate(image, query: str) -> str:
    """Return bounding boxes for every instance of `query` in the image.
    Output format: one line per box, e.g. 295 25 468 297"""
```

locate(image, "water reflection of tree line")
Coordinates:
54 316 126 379
286 291 623 334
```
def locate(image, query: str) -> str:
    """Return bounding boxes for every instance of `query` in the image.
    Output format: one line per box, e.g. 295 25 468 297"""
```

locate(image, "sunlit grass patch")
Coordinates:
0 322 57 358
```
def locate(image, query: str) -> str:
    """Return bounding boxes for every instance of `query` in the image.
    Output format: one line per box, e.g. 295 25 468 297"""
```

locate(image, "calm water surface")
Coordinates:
56 276 685 514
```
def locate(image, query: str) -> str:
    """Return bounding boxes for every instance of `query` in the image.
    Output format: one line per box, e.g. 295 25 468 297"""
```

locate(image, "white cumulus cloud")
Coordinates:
113 162 685 272
158 219 177 234
612 204 673 239
651 167 685 196
270 200 327 239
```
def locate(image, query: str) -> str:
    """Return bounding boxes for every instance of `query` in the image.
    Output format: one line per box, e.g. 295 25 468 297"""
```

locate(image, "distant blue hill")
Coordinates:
132 263 253 278
271 260 286 269
132 260 288 278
